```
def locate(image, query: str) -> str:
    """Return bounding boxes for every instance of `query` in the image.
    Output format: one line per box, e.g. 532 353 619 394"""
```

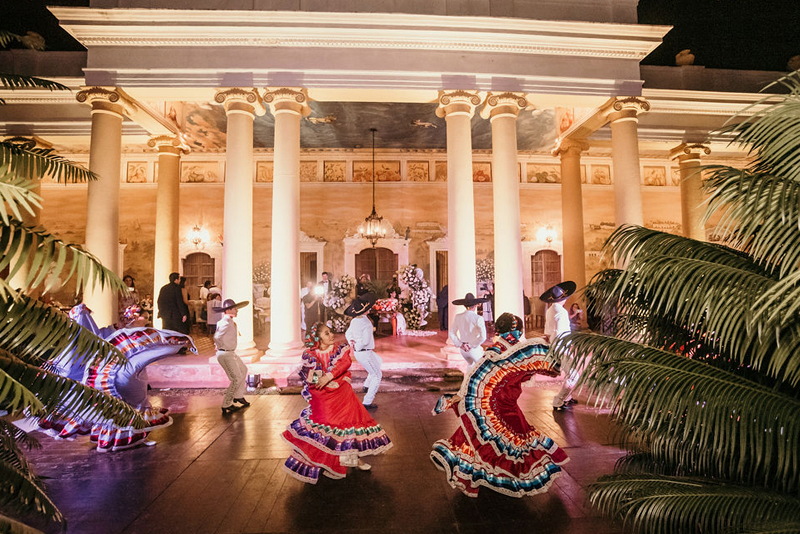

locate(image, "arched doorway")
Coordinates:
183 252 215 300
531 250 562 298
355 247 398 284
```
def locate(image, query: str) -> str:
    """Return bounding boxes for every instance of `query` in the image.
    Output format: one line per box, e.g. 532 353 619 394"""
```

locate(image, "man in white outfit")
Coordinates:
213 298 251 415
449 293 488 366
539 281 579 410
345 292 381 410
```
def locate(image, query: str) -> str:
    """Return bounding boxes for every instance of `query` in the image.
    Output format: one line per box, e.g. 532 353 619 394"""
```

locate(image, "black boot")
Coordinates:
234 398 251 407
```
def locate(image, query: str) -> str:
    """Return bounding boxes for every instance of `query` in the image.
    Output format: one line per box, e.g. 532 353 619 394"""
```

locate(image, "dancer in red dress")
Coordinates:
283 322 392 483
431 312 568 497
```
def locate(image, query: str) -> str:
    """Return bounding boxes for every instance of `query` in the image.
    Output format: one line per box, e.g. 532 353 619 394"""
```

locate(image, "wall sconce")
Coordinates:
536 225 557 246
188 224 210 250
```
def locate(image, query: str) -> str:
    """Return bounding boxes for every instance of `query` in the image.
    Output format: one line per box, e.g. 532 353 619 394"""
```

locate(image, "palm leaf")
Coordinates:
0 457 63 526
0 143 94 183
552 333 800 492
0 366 43 415
0 30 23 48
589 474 800 534
1 352 146 429
0 74 68 93
0 293 126 369
0 220 127 301
0 513 48 534
702 168 800 277
0 165 41 225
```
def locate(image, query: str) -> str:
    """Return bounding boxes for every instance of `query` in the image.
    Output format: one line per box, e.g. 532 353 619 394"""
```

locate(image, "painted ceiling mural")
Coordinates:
183 101 556 152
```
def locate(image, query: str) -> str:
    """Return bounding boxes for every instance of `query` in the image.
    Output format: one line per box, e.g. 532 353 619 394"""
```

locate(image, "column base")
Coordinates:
263 342 304 359
440 345 464 362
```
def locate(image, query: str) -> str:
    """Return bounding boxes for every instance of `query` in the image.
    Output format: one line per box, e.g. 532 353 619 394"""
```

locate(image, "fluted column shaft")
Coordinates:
437 91 480 327
150 136 186 328
672 144 710 240
216 89 261 356
485 93 527 321
556 140 589 301
265 88 310 356
609 98 649 228
80 90 124 326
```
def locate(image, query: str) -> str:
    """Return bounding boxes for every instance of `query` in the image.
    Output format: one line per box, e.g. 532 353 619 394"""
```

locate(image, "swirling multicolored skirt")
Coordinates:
430 340 568 498
282 382 392 484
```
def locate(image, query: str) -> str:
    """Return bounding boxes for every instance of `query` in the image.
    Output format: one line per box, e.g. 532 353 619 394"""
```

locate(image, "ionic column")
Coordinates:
608 97 650 228
482 92 528 321
554 138 589 300
214 88 264 359
263 87 311 356
436 91 481 328
76 87 126 326
148 135 189 328
4 137 42 293
671 143 711 241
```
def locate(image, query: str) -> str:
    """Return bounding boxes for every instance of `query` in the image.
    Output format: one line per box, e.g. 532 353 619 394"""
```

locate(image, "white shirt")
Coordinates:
199 287 210 300
449 309 486 349
544 302 571 342
345 315 375 351
214 314 238 351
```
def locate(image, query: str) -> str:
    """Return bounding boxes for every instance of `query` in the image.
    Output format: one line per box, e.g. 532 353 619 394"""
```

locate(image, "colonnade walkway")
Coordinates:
26 389 624 534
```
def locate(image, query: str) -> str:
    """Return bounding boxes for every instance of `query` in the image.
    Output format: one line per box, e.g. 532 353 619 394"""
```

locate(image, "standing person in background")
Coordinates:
449 293 488 365
345 293 381 410
206 292 222 335
318 271 332 295
569 303 584 332
539 281 578 410
355 273 370 297
436 284 449 331
199 280 212 301
157 272 189 333
302 282 322 332
118 275 140 323
178 276 192 334
214 298 251 415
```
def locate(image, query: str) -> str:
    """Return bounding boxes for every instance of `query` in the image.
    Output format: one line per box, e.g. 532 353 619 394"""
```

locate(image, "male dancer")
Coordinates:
449 293 488 365
539 281 578 410
213 298 251 415
345 293 381 410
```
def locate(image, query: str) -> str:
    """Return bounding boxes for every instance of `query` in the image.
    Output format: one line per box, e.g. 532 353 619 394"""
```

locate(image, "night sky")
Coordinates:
2 0 799 71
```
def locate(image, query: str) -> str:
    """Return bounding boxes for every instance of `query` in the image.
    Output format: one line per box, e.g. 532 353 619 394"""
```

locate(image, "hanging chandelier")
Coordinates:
359 128 386 248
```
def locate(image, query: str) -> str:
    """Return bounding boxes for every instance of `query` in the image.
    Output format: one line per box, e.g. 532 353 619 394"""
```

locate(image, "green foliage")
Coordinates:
551 73 800 533
365 279 389 298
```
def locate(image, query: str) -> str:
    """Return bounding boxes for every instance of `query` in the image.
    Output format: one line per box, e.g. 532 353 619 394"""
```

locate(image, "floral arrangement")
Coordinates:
253 261 271 287
323 293 346 310
323 274 355 312
372 298 399 314
398 264 433 330
403 303 422 330
331 313 351 333
476 257 494 282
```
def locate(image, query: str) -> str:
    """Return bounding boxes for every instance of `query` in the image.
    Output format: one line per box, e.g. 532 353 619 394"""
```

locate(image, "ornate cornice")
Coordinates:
147 134 190 154
669 142 711 161
551 138 589 158
612 96 651 113
213 88 266 116
51 8 668 60
263 87 311 117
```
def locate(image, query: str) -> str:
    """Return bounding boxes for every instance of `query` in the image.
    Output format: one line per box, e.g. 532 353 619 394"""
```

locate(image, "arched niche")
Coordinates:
343 219 408 280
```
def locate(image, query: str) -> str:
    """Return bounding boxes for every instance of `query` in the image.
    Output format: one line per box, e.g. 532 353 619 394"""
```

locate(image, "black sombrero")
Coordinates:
345 292 377 317
212 298 249 313
539 281 576 304
452 292 488 307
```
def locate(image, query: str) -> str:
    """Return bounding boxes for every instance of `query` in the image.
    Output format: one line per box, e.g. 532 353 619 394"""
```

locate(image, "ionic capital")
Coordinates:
607 96 650 123
552 138 590 158
480 92 528 120
263 87 311 117
669 142 711 162
435 90 481 119
214 88 266 117
76 87 132 118
147 134 190 155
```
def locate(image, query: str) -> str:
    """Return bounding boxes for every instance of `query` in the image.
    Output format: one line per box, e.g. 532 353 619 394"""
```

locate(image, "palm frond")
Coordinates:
0 220 127 301
0 457 63 526
0 143 94 183
0 365 43 415
721 72 800 184
0 74 69 93
552 333 800 492
0 165 42 225
0 422 39 477
0 30 23 48
702 168 800 276
589 474 800 534
0 512 48 534
0 293 126 369
1 352 146 429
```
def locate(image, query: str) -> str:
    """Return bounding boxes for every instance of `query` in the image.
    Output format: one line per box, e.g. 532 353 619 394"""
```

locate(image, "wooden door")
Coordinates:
435 250 448 294
355 247 398 284
531 250 561 298
182 252 215 300
300 252 317 287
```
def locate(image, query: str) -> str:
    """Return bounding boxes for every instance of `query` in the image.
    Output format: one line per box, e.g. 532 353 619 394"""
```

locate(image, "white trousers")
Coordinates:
552 356 583 407
354 349 382 405
459 346 484 366
217 350 247 408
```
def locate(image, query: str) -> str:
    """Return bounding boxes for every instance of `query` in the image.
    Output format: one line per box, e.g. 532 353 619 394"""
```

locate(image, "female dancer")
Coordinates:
430 312 568 497
282 322 392 483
